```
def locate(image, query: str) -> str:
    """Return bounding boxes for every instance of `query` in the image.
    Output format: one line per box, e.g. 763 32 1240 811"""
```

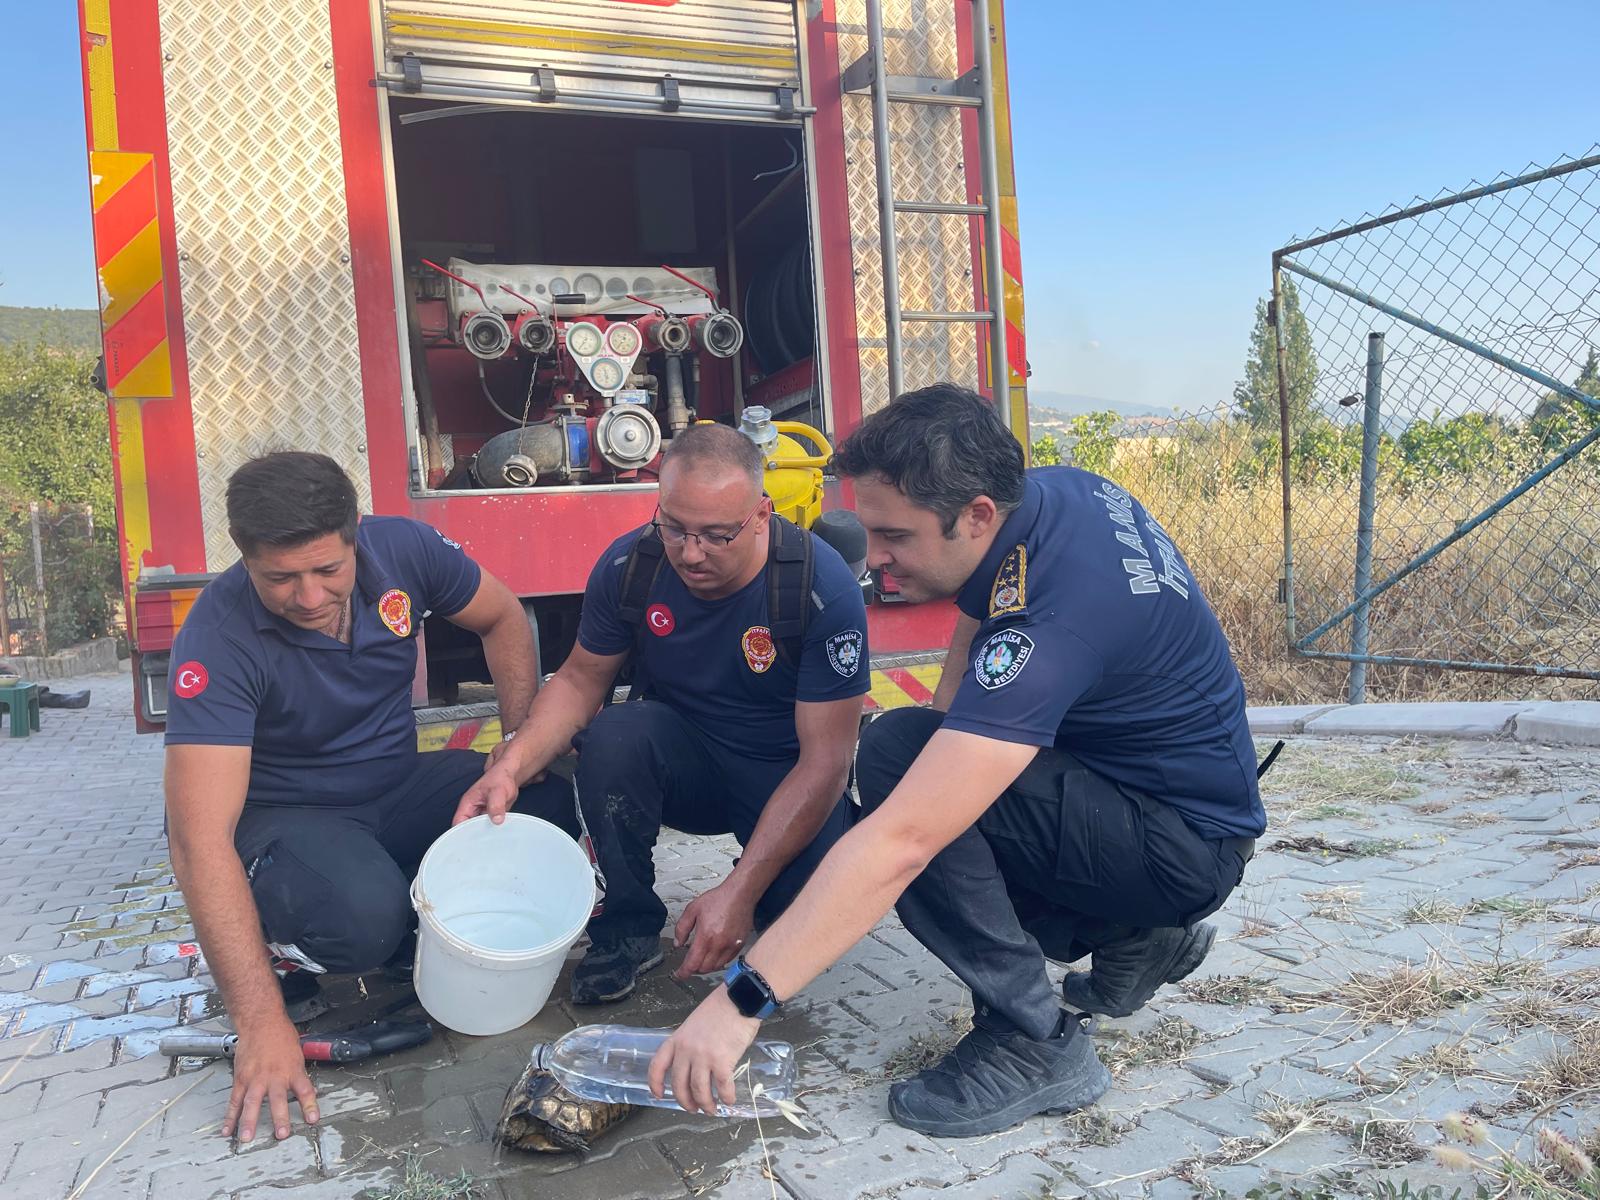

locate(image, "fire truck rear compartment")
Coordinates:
389 101 821 493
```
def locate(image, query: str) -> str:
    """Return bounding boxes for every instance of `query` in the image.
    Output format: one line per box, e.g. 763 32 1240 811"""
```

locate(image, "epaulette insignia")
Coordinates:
989 544 1028 619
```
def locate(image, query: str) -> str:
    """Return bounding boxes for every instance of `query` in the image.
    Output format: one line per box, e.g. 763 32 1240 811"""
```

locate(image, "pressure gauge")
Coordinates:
589 357 626 392
606 322 642 358
565 322 604 358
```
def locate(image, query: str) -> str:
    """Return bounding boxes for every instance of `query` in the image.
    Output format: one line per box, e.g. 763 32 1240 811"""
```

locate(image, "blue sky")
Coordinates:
4 1 1597 413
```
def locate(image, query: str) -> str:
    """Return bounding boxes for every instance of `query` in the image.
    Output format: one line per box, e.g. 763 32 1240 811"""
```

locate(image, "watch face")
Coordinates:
565 322 603 358
726 971 768 1018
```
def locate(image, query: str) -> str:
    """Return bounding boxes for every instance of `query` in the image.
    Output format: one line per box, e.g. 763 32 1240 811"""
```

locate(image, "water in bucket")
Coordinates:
411 813 595 1036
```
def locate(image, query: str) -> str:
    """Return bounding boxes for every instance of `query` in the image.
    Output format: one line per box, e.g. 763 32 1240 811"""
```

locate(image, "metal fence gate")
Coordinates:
1272 150 1600 696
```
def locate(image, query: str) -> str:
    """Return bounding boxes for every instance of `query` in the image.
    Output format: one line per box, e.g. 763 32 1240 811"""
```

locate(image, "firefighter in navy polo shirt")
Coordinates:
649 385 1265 1139
164 451 572 1143
457 423 870 1006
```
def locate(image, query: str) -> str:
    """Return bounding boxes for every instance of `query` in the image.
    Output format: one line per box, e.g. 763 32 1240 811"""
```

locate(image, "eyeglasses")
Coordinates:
652 501 765 551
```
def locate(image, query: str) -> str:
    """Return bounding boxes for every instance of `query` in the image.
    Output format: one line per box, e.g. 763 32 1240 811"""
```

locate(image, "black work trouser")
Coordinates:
232 749 577 974
855 707 1253 1041
573 700 849 945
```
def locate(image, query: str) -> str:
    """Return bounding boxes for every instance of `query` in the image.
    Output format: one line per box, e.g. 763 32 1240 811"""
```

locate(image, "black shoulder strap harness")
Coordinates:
614 515 817 701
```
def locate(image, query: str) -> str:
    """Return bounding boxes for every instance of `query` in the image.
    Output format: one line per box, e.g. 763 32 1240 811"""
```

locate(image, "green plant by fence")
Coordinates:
0 341 122 657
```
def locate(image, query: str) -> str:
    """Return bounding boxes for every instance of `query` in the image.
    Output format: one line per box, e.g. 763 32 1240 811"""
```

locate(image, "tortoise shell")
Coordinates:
495 1061 635 1154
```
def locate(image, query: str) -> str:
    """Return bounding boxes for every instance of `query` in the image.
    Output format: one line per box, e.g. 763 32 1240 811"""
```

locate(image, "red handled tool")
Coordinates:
159 1019 433 1063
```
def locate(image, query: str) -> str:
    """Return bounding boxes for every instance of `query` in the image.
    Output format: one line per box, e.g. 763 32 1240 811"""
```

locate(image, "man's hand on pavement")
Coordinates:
673 880 756 979
453 764 520 826
223 1018 319 1142
648 986 760 1115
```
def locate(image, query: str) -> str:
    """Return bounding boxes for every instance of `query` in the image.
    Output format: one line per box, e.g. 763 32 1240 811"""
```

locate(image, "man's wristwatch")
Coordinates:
723 956 781 1019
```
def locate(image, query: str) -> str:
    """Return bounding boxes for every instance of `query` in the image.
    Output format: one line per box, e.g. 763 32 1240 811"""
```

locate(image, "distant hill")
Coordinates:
0 307 101 351
1029 390 1176 420
1027 390 1177 443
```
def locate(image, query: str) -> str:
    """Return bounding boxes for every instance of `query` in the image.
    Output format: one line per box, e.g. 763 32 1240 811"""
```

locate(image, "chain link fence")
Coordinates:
1036 149 1600 704
1273 149 1600 698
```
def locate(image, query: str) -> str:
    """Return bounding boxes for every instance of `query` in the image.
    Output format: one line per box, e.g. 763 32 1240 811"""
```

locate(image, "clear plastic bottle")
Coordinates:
531 1024 797 1118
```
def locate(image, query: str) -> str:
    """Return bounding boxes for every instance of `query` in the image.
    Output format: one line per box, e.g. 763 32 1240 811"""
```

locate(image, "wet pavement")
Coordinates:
2 667 1598 1198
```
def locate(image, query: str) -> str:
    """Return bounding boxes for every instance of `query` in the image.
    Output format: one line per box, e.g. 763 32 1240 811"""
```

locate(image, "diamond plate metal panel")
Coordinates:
160 0 370 571
837 0 982 414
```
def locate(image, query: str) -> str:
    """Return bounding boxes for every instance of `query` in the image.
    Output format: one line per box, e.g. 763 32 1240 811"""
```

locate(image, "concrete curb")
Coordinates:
1247 699 1600 748
1 639 120 681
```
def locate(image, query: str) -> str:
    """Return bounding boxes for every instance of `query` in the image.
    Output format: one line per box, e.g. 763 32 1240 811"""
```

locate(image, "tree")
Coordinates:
1530 347 1600 449
1065 411 1120 476
1234 275 1319 431
1030 433 1062 466
0 342 120 651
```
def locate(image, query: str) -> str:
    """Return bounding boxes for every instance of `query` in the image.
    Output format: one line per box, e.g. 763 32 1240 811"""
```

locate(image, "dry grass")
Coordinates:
1259 745 1425 820
1313 951 1545 1028
1557 926 1600 949
1177 974 1285 1008
1098 1016 1209 1078
1304 885 1363 922
1109 426 1600 706
1272 833 1412 859
1354 1118 1428 1166
1057 1108 1135 1147
1397 1038 1478 1078
1519 1020 1600 1109
1404 895 1559 925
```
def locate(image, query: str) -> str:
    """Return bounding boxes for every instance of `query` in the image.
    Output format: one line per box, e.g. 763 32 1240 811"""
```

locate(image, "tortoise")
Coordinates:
494 1056 636 1153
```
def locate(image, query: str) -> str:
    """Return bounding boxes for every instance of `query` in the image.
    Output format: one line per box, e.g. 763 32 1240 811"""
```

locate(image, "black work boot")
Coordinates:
570 936 665 1005
1061 922 1217 1018
887 1013 1111 1138
275 967 326 1024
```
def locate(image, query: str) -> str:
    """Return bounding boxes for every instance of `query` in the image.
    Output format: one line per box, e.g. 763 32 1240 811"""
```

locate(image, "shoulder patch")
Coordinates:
436 529 463 550
973 629 1034 691
825 629 863 677
988 544 1028 619
173 661 209 699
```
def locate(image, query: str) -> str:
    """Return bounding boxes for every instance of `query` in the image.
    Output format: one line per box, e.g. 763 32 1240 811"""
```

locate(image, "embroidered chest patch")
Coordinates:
378 589 413 638
741 625 777 674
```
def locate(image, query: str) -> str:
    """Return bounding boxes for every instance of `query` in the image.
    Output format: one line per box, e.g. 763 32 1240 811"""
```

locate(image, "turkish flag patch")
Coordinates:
646 604 675 636
174 661 209 699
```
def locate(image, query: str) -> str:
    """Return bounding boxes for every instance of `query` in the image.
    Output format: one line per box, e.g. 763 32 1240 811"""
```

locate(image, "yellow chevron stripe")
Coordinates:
867 664 942 712
416 716 504 754
91 151 150 211
387 15 794 71
111 340 172 400
99 219 161 328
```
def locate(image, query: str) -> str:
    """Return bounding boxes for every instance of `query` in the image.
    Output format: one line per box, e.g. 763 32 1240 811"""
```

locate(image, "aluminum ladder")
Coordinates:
843 0 1009 423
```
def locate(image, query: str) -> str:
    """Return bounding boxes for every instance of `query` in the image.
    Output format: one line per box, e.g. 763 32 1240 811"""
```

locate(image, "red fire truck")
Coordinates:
76 0 1030 741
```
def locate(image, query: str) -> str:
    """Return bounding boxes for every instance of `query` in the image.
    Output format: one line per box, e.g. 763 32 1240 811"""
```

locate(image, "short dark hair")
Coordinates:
661 422 763 489
227 451 359 556
830 384 1025 532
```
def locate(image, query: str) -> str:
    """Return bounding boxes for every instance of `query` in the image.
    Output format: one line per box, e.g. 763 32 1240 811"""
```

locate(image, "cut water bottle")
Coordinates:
532 1024 797 1118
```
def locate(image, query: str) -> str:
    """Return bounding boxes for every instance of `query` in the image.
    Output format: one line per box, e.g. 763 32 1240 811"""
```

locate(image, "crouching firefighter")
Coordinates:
163 451 575 1143
456 423 870 1005
648 385 1267 1139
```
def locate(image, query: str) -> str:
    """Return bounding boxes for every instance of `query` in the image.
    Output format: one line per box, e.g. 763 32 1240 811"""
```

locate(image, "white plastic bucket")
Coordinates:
410 814 595 1036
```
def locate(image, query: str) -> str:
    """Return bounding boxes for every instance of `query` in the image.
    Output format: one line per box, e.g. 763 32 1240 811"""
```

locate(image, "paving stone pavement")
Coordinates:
3 672 1599 1198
